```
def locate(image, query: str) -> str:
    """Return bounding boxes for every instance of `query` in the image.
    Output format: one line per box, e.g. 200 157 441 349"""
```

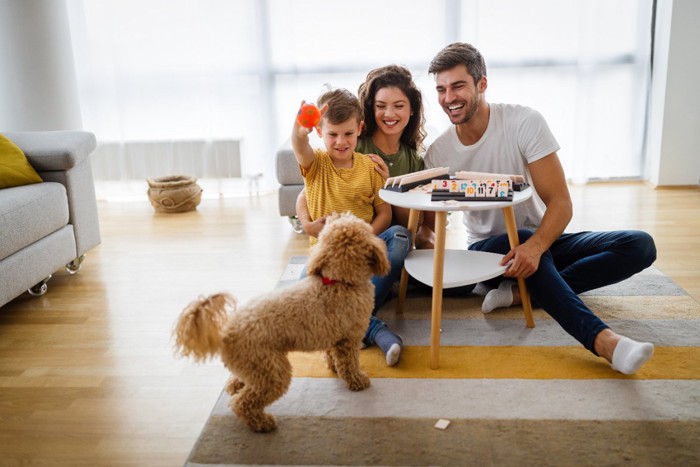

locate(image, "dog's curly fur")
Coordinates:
173 213 390 432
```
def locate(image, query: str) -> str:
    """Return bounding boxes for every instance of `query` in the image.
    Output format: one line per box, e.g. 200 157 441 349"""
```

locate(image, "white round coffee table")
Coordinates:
380 187 536 369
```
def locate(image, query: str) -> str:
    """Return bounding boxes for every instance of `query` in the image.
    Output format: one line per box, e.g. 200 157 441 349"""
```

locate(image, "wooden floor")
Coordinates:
0 182 698 466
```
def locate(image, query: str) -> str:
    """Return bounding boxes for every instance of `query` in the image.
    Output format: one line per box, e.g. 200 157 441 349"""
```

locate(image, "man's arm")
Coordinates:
502 152 572 278
370 202 392 236
295 188 327 238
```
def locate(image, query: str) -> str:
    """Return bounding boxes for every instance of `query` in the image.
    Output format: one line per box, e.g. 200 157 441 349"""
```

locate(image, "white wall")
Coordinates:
0 0 82 131
646 0 700 186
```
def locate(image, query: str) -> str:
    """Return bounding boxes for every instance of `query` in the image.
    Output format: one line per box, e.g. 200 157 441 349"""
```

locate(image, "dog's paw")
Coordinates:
226 377 245 395
246 413 277 433
345 373 370 391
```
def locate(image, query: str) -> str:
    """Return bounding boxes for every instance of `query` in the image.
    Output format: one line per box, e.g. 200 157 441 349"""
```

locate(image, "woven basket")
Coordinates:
147 175 203 213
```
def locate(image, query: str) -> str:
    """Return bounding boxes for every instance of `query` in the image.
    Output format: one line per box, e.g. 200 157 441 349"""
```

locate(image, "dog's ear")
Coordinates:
368 235 391 277
306 242 327 277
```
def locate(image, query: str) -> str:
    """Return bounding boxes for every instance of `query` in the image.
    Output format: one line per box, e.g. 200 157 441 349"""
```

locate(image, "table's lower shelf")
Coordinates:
404 249 508 288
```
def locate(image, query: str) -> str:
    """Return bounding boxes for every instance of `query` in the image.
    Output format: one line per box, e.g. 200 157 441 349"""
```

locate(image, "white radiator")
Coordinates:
90 139 242 180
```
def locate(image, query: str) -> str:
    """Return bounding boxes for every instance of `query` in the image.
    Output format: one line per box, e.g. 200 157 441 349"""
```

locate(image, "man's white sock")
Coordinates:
473 282 491 296
482 280 515 313
611 336 654 375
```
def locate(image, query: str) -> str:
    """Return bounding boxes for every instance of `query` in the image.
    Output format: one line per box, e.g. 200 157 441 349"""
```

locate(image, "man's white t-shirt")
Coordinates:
424 103 560 245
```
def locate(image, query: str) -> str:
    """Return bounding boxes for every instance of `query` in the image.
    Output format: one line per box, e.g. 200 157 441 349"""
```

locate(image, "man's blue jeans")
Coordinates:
469 229 657 353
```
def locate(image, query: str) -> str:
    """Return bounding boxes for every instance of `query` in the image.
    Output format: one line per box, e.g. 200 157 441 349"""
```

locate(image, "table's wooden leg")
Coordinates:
502 206 535 328
397 209 420 314
430 211 447 369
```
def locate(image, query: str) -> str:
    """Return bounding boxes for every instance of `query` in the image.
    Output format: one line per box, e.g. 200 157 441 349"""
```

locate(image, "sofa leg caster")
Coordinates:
288 216 304 234
66 255 85 275
28 275 52 297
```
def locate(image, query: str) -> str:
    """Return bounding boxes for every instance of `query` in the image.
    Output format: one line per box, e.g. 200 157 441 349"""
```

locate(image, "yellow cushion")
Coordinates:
0 134 43 189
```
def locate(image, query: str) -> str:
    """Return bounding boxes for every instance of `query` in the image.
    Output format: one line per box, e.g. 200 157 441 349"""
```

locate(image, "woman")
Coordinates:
355 64 427 228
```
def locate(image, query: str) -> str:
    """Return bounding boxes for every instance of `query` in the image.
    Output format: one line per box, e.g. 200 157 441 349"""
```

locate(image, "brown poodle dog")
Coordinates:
173 213 390 432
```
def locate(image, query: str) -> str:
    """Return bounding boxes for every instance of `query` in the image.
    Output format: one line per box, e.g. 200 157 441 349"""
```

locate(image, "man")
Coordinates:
422 42 657 374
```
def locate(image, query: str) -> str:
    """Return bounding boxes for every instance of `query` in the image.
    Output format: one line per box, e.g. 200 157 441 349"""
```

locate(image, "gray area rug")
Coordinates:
185 262 700 466
188 417 700 466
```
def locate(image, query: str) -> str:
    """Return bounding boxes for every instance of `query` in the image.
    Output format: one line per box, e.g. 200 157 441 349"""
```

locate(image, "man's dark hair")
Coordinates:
428 42 487 86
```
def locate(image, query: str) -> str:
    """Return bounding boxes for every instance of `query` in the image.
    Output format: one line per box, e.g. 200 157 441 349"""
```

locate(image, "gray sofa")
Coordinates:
275 139 304 232
0 131 101 308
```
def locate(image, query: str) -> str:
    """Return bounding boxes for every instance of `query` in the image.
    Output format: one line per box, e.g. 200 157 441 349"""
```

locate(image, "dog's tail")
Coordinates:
173 293 236 363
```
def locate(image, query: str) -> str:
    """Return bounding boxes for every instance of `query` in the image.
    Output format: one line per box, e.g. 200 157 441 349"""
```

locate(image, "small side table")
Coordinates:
379 187 536 369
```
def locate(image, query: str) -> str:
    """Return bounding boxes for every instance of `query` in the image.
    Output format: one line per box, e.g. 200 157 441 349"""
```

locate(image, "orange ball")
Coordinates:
297 104 321 128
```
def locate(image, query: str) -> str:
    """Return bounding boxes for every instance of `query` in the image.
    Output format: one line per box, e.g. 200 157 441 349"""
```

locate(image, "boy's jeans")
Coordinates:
365 225 411 344
469 229 656 353
372 225 411 310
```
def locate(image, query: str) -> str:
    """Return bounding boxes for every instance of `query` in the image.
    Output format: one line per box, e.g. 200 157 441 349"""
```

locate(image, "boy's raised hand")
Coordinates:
293 101 314 137
293 101 328 135
292 101 327 169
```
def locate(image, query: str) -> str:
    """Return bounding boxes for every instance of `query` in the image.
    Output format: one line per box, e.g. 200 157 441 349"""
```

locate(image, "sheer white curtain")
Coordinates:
66 0 652 193
66 0 267 195
462 0 653 182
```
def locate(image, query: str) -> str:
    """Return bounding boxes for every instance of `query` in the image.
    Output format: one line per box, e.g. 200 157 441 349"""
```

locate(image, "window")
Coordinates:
67 0 653 188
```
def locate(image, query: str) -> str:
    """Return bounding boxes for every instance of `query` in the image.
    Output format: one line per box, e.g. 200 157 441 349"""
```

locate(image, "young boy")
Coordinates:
291 88 410 366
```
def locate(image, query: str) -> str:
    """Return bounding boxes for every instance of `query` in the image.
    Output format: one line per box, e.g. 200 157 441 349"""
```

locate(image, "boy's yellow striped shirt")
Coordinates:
302 149 385 244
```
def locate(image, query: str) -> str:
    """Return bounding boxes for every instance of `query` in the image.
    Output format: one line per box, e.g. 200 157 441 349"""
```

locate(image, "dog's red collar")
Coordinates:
322 276 338 285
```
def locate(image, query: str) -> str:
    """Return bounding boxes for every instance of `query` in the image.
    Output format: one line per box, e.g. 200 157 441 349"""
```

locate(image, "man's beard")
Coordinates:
450 90 480 125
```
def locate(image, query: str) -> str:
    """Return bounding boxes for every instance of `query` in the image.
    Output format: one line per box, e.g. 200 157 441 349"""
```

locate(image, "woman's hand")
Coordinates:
367 153 389 180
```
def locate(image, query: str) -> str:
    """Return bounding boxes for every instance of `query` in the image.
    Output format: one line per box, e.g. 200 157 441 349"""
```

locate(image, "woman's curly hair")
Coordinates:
357 65 426 152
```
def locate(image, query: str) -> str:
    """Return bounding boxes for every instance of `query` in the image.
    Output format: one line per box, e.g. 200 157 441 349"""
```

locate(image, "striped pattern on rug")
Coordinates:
186 257 700 466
